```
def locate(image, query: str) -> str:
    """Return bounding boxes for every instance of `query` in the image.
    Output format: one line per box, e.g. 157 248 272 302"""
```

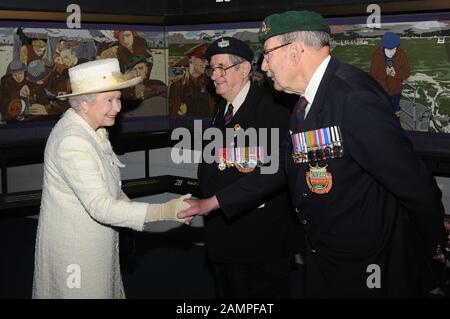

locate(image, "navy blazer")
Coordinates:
217 57 445 298
198 82 301 263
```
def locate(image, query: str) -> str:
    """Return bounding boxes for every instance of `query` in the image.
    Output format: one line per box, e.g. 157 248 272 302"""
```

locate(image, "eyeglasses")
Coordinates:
205 62 243 78
262 42 292 57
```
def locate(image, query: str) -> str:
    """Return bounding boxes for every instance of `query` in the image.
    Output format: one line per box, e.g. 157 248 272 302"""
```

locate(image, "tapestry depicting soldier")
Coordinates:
168 43 217 117
114 30 153 73
0 25 169 127
370 32 411 118
0 60 30 121
25 59 70 119
19 38 53 67
0 59 68 122
46 48 78 98
121 55 168 117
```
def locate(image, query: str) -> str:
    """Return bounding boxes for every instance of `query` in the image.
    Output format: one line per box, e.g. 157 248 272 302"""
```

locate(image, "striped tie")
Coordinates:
293 96 308 133
224 104 234 126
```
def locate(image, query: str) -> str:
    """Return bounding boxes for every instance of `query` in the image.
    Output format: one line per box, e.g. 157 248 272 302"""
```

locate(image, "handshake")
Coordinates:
144 194 220 225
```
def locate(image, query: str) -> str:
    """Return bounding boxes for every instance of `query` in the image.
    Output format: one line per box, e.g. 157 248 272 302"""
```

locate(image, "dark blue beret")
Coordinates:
204 37 253 63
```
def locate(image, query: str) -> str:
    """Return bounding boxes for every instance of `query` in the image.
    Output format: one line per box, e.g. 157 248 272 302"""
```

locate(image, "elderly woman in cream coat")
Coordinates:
32 58 191 299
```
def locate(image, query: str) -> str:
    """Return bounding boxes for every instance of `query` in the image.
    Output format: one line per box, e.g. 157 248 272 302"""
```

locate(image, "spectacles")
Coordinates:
262 42 292 57
205 62 243 78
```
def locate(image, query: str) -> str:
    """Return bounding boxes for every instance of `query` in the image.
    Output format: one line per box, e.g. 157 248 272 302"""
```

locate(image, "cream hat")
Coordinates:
57 58 142 99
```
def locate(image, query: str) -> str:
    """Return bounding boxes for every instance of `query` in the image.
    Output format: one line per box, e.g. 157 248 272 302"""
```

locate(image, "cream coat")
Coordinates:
32 109 147 299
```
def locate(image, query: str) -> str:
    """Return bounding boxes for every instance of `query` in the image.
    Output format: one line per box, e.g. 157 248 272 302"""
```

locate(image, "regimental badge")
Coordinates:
236 157 257 173
306 164 333 194
218 39 229 48
260 21 270 35
291 125 344 164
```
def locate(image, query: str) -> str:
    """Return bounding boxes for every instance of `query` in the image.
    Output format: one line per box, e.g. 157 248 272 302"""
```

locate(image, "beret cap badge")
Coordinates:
204 37 254 62
217 39 230 48
260 22 270 35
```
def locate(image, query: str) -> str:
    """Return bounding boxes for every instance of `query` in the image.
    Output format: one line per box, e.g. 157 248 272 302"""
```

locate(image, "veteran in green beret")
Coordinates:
179 10 446 299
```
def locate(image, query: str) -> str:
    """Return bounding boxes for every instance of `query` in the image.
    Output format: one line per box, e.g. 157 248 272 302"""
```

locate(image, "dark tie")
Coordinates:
292 96 308 133
224 104 234 126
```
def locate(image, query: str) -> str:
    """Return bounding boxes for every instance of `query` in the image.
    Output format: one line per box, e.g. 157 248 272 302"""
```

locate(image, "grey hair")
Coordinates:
68 93 98 110
228 54 253 78
280 30 330 50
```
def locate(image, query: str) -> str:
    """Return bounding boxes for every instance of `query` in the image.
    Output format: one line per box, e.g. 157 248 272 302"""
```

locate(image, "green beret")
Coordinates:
259 10 330 43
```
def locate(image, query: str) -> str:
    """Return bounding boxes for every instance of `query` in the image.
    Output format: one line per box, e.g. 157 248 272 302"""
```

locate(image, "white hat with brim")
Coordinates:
57 58 142 99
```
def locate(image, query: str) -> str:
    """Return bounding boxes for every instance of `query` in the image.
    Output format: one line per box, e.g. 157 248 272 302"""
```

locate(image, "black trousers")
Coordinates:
211 256 294 299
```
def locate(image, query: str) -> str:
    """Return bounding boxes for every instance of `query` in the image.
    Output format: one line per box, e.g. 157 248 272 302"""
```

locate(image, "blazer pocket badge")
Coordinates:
306 164 333 194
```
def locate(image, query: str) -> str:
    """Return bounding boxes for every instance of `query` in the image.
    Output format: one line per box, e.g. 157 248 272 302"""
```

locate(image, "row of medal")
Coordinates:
218 146 265 173
291 125 344 164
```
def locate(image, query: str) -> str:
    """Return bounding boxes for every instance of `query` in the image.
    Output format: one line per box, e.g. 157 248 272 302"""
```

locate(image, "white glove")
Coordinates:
145 194 192 223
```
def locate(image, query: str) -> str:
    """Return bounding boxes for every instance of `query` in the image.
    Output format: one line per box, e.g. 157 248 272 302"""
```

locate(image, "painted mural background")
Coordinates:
0 12 448 143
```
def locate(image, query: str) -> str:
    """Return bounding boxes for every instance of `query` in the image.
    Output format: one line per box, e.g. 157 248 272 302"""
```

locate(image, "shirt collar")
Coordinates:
225 80 251 116
304 55 331 116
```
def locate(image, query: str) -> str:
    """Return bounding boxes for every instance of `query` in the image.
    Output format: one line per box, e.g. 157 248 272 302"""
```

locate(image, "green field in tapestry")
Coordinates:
332 38 450 118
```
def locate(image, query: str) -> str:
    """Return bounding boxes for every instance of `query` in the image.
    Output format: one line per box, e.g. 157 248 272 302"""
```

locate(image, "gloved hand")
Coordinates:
145 194 192 223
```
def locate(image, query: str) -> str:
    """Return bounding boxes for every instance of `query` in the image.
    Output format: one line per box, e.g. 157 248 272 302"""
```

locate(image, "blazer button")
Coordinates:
311 249 317 253
302 193 308 197
295 208 300 214
302 219 308 225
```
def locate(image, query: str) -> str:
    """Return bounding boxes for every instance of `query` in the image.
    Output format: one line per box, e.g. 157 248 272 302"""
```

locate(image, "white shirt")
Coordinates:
304 55 331 118
224 80 251 116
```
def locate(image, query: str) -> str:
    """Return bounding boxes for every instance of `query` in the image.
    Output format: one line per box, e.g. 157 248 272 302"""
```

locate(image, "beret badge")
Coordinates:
217 39 230 48
260 21 270 35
